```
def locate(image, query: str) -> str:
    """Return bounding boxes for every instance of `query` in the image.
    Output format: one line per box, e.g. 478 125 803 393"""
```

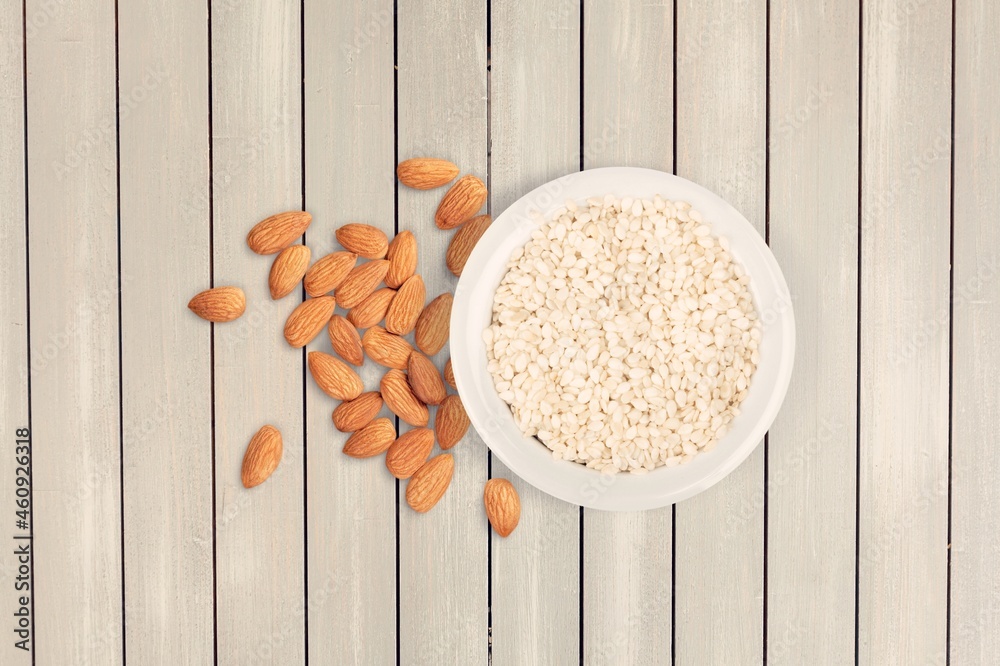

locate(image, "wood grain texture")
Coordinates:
950 0 1000 662
211 0 305 662
858 1 952 663
303 1 396 662
766 2 859 663
490 1 581 663
581 2 673 664
672 1 766 664
397 2 489 663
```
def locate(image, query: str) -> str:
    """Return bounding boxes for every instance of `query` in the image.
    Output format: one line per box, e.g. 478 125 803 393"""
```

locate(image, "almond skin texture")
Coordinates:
247 211 312 255
380 369 429 427
332 392 383 432
304 251 357 297
346 287 396 330
407 351 446 406
385 274 425 335
435 175 487 229
397 158 459 190
269 245 311 299
188 286 246 322
336 223 389 259
241 425 283 488
327 315 364 366
385 231 417 288
446 214 492 277
362 326 413 370
308 351 364 401
385 428 435 479
414 293 453 356
444 358 456 390
436 394 470 449
343 417 396 458
484 478 521 537
284 296 336 348
337 260 390 309
406 454 454 513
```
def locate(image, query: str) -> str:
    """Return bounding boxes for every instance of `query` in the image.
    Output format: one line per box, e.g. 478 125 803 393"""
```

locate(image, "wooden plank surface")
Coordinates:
858 0 952 663
580 2 674 664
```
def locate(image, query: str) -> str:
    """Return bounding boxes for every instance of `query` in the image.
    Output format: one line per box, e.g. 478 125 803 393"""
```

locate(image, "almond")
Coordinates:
308 351 364 401
336 223 389 259
385 428 435 479
435 394 470 449
414 293 452 356
385 274 425 335
337 259 390 309
247 211 312 255
284 296 336 348
304 251 357 297
385 231 417 288
446 214 491 276
327 315 364 366
346 287 396 329
407 351 446 406
241 425 282 488
362 326 413 370
406 454 454 513
269 245 311 299
380 368 429 427
396 157 459 190
343 417 396 458
188 286 246 322
435 175 487 230
332 392 383 432
443 358 456 390
483 478 521 537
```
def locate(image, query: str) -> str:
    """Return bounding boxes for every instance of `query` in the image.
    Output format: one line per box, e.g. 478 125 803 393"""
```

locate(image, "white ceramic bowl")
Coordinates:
451 167 794 510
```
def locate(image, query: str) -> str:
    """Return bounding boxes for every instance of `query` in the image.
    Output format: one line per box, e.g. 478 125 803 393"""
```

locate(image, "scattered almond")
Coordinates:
337 259 390 309
343 417 396 458
444 358 456 390
385 231 417 288
308 351 364 401
435 175 487 230
188 286 246 322
385 274 425 335
284 296 336 348
247 211 312 255
327 315 364 366
407 351 446 406
241 425 282 488
269 245 311 299
332 392 383 432
414 293 452 356
396 157 459 190
446 214 491 276
336 223 389 259
483 478 521 537
362 326 413 370
347 287 396 330
385 428 435 479
435 394 470 449
304 251 357 297
380 369 429 427
406 454 454 513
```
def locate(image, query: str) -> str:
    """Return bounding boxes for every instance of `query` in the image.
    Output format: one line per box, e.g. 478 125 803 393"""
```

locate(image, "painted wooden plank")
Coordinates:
25 0 122 663
857 0 952 663
303 1 397 663
211 0 305 662
490 1 581 663
117 0 214 661
396 3 489 664
765 2 859 663
950 1 1000 662
580 2 673 664
672 1 766 664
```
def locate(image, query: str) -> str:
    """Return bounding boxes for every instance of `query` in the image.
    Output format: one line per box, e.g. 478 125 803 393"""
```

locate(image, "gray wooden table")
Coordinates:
1 0 997 664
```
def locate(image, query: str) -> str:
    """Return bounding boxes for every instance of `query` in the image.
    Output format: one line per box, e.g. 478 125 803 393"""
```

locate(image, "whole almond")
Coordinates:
446 214 491 276
406 454 454 513
362 326 413 370
385 428 435 479
407 351 446 406
284 296 336 348
337 259 390 309
188 286 246 322
308 351 364 401
380 369 429 427
436 394 470 449
385 231 417 288
241 425 282 488
346 287 396 330
396 158 459 190
414 293 453 356
269 245 311 299
385 274 425 335
443 358 456 390
328 315 364 366
343 417 396 458
304 251 357 297
435 175 487 230
247 211 312 255
332 392 383 432
484 478 521 537
336 223 389 259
